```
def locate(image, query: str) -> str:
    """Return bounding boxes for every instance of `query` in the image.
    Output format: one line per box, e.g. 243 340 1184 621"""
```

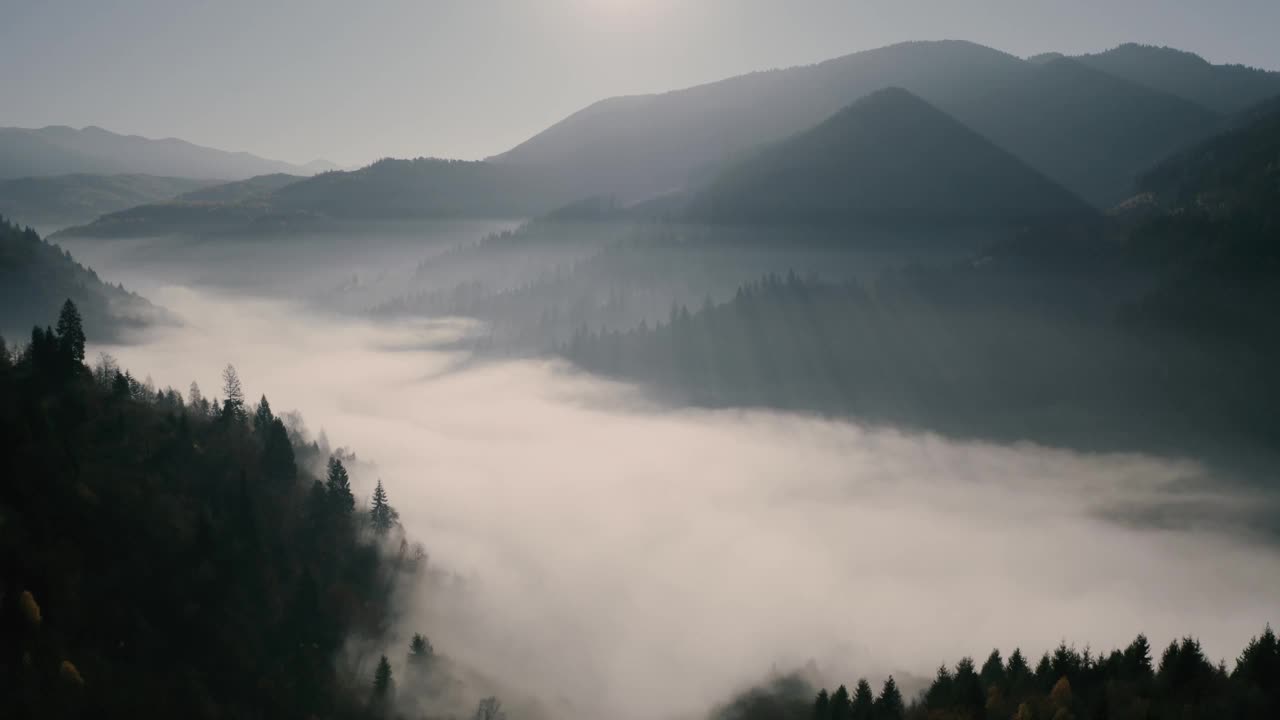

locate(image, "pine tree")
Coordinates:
373 654 393 697
254 394 274 436
409 633 433 662
830 685 852 720
369 479 399 535
813 689 830 720
263 418 297 481
851 679 874 720
188 381 204 408
326 457 355 516
56 298 86 364
222 364 246 420
873 676 904 720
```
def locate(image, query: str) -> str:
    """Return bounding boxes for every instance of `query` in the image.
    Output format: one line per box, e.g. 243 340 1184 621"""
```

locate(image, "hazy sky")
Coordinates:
4 0 1279 166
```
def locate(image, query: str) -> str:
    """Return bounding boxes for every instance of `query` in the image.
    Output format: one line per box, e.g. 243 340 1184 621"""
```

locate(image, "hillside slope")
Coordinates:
0 216 158 339
0 125 324 180
1073 43 1280 114
686 88 1093 225
0 174 214 228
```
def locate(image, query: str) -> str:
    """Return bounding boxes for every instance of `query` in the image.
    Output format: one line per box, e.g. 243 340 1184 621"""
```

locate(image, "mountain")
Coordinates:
1073 43 1280 115
686 88 1094 226
0 173 215 229
57 158 573 238
0 215 158 339
492 40 1220 208
172 173 302 204
0 125 325 181
268 157 571 219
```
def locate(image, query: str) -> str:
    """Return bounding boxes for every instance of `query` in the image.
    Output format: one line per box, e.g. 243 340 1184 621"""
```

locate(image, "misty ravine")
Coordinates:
83 284 1280 720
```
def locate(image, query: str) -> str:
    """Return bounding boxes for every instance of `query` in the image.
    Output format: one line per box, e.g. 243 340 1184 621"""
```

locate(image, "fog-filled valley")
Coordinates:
86 283 1280 720
4 18 1280 720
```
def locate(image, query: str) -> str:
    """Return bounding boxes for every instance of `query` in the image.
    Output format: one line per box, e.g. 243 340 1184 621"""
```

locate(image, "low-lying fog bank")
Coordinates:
95 286 1280 720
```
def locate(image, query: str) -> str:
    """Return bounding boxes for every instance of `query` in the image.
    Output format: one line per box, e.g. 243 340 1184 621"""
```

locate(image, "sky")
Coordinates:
3 0 1279 167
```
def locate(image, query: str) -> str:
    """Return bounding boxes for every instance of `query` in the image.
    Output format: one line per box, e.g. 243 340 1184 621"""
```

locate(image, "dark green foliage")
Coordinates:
373 655 393 697
327 456 356 517
806 629 1277 720
369 479 399 535
409 633 434 661
851 679 874 720
0 306 401 719
872 677 904 720
55 299 85 364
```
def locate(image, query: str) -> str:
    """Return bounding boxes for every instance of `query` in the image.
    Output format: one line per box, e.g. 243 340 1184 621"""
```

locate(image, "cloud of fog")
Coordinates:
95 286 1280 720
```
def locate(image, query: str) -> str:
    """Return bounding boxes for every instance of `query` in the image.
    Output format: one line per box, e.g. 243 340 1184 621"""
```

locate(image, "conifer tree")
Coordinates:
873 676 904 720
830 685 851 720
813 689 830 720
222 364 246 420
409 633 433 662
373 654 393 697
254 394 274 436
326 457 355 516
369 479 399 535
55 298 86 364
851 679 874 720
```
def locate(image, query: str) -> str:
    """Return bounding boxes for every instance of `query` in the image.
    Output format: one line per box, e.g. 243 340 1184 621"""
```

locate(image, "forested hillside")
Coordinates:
0 215 157 339
563 93 1280 461
0 303 519 719
685 88 1091 225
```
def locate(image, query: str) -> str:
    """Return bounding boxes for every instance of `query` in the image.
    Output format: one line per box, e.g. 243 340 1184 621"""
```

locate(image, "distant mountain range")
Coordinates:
55 159 572 238
685 87 1093 225
494 40 1274 208
0 125 337 181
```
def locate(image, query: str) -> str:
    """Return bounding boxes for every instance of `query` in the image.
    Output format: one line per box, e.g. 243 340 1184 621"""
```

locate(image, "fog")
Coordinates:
81 281 1280 719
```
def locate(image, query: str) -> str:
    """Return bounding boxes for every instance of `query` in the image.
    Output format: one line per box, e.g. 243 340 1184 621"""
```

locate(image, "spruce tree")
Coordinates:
254 394 274 436
830 685 852 720
851 679 874 720
56 298 86 364
409 633 433 662
221 364 246 420
813 689 830 720
369 479 399 535
873 677 904 720
373 654 393 697
326 457 355 516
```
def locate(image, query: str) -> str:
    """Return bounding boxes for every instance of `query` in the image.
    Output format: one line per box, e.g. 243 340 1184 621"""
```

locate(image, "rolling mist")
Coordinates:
91 283 1280 720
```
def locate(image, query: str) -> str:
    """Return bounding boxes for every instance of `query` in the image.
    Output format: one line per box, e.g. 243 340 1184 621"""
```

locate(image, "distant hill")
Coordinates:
492 40 1220 208
0 125 326 180
942 57 1220 207
172 173 302 204
0 173 215 228
1073 43 1280 115
0 215 158 339
686 88 1093 226
269 157 572 219
56 158 571 238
